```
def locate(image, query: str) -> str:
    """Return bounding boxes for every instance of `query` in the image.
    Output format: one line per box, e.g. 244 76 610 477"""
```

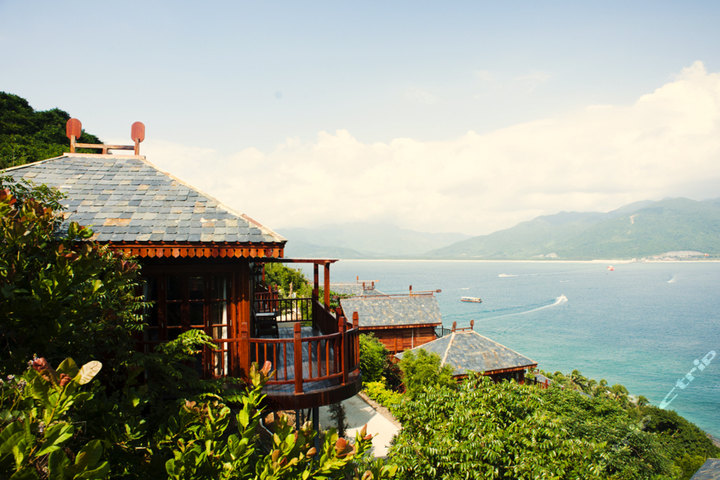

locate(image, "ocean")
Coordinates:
301 260 720 437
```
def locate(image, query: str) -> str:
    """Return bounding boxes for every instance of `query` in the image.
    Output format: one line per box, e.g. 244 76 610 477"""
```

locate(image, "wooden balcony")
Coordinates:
210 296 362 410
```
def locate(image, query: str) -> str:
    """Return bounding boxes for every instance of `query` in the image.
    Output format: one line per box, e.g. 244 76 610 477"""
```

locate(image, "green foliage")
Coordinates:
0 357 108 479
263 263 312 298
397 349 454 397
0 92 102 169
391 367 718 479
0 177 146 375
541 386 678 479
363 381 404 414
359 334 390 384
641 405 720 479
390 375 605 479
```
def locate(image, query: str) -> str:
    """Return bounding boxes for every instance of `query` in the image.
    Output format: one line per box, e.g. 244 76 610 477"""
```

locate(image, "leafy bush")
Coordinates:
263 263 312 298
0 177 146 376
359 334 390 384
390 375 605 479
397 349 454 397
363 381 404 414
0 357 108 479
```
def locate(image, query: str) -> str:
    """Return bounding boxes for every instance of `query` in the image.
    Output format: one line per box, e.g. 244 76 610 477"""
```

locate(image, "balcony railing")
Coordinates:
249 298 360 396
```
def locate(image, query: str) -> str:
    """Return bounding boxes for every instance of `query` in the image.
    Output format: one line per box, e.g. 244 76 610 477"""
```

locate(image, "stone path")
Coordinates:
318 392 401 458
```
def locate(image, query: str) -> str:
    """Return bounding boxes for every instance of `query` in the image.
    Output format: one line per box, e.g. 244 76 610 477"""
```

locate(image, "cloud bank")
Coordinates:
145 62 720 236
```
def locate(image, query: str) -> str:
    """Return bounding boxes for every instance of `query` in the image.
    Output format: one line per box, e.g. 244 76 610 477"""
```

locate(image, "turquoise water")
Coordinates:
303 260 720 437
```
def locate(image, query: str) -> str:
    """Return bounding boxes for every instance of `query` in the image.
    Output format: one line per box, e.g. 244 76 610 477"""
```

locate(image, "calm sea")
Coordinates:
301 260 720 437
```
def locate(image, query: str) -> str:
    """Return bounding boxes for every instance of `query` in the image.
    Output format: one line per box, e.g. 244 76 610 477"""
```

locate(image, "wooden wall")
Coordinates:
362 325 438 354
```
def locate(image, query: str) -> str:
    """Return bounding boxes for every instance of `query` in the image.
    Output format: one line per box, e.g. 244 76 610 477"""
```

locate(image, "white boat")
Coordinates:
460 296 482 303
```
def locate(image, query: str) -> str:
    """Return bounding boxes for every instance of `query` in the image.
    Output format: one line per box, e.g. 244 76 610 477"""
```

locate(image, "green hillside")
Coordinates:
429 198 720 260
0 92 101 169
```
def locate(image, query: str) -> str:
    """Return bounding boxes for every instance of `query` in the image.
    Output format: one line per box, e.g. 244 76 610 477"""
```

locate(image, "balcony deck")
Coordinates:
248 297 362 410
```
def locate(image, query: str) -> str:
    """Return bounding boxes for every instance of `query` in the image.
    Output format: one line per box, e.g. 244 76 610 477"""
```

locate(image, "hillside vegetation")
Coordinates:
0 92 101 169
429 198 720 260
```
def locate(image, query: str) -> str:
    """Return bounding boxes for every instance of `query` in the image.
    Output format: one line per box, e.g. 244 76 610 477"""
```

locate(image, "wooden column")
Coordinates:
237 262 252 378
312 263 319 303
323 262 331 308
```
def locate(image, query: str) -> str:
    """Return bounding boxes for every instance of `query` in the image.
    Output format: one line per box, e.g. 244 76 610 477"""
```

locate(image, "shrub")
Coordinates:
397 349 454 397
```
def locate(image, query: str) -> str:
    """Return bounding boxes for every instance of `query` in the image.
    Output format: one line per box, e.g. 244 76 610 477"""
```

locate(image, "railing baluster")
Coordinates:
293 323 303 393
283 343 288 380
325 340 330 376
316 340 321 377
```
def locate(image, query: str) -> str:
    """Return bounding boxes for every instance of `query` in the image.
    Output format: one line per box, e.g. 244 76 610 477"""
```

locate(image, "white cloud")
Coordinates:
144 62 720 236
403 87 439 105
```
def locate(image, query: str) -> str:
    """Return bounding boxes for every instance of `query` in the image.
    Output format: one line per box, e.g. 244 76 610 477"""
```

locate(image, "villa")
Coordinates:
2 119 362 413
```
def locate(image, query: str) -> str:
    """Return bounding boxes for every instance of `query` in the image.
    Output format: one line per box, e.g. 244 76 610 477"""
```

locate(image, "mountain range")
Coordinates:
280 197 720 260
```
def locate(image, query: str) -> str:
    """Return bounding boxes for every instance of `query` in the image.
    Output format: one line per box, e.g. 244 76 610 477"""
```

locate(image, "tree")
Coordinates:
359 334 390 384
397 349 454 397
263 262 312 298
390 375 605 479
0 177 146 375
0 92 102 169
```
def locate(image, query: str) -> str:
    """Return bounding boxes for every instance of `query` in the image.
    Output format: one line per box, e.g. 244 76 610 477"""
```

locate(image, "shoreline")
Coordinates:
336 258 720 263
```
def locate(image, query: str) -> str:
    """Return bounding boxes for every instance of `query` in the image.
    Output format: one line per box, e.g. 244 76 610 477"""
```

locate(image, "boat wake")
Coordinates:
667 275 677 284
478 295 568 321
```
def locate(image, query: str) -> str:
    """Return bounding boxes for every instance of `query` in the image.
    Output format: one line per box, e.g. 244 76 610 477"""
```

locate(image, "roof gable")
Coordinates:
3 154 285 247
691 458 720 479
340 295 442 327
396 329 536 375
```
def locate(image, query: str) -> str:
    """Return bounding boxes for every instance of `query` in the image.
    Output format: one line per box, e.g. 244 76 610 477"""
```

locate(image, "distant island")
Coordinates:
281 197 720 261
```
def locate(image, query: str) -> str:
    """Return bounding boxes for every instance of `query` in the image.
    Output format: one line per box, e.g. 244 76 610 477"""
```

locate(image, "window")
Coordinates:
143 272 230 376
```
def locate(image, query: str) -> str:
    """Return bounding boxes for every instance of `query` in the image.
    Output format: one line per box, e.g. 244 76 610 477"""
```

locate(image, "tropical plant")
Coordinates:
0 177 146 376
359 334 390 384
390 374 605 479
0 357 108 479
397 349 454 397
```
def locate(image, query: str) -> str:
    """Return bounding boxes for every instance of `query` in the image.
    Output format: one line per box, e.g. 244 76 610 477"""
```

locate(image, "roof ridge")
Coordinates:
441 332 455 366
465 330 537 364
132 155 286 242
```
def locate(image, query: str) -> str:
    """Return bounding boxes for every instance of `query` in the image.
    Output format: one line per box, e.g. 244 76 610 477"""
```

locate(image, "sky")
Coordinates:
2 1 720 236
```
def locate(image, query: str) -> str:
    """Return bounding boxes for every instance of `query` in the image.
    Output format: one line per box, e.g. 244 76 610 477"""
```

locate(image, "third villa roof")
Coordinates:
396 329 537 375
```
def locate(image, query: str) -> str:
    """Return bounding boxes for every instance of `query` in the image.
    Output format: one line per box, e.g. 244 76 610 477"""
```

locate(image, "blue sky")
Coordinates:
3 1 720 235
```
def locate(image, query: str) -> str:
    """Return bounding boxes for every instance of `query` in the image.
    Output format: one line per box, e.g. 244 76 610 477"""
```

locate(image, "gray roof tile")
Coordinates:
691 459 720 479
396 330 537 375
3 155 286 245
340 295 442 327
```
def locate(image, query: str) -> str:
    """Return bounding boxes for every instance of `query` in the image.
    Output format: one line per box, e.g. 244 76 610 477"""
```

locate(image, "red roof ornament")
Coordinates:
66 118 82 153
131 122 145 143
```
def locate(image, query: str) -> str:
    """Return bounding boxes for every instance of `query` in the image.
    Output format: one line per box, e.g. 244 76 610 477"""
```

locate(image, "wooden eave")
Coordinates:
359 323 441 330
453 363 538 379
106 241 285 259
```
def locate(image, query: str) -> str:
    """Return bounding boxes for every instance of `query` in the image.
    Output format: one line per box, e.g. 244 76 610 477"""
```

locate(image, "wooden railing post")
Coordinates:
352 312 359 367
293 322 303 394
341 316 348 385
239 330 250 378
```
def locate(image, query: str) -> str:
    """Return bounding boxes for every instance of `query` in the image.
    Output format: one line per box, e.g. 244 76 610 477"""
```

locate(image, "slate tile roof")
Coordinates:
3 154 285 245
692 459 720 480
340 295 442 328
331 283 384 297
395 329 537 375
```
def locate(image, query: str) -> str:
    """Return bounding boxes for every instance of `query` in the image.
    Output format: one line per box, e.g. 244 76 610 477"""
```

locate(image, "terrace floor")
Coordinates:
255 323 361 409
